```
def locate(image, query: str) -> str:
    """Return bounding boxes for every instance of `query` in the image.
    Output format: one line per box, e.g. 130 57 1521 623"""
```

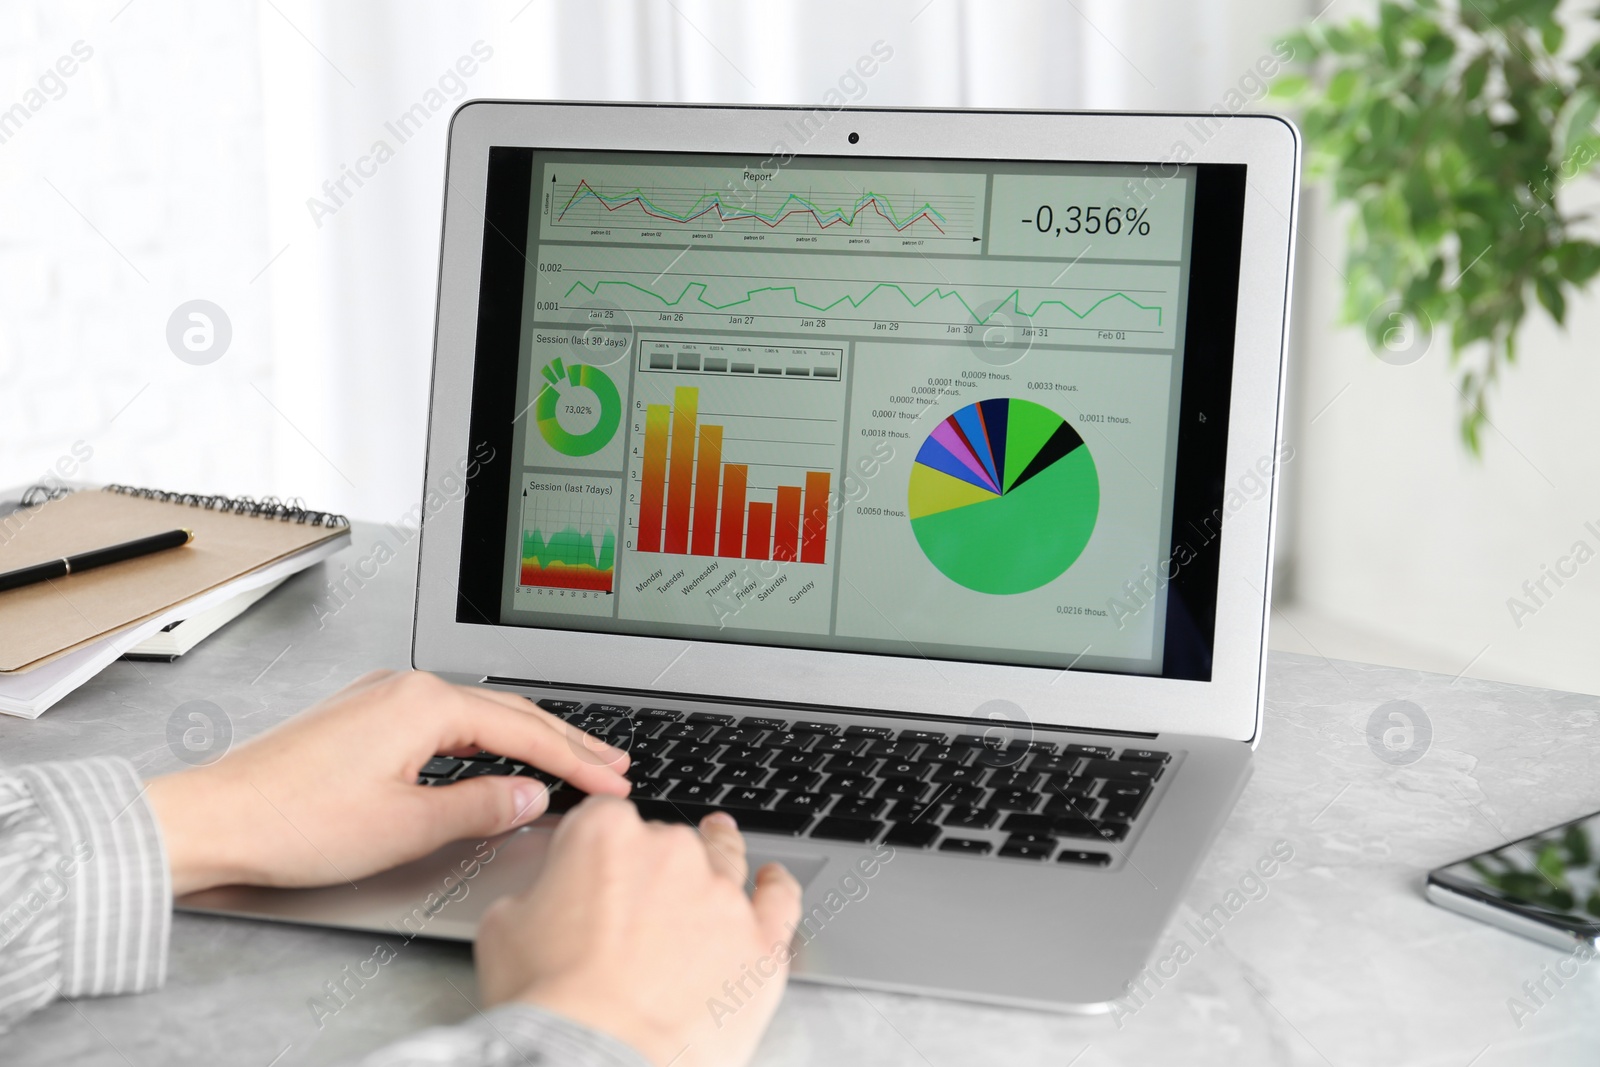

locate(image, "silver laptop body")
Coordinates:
182 102 1299 1012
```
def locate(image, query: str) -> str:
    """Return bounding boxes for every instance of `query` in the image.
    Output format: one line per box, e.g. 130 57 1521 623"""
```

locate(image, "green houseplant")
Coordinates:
1274 0 1600 451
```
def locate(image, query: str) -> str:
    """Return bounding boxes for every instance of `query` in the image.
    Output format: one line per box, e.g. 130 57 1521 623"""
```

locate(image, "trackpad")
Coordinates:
747 852 827 892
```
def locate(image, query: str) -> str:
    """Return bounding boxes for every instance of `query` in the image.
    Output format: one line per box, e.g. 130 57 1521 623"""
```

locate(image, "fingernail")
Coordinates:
512 781 548 824
704 810 737 829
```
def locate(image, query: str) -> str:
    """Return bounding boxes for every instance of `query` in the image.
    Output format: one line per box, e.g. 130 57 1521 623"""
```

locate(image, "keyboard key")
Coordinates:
1043 775 1097 798
668 741 719 762
823 755 878 776
988 789 1041 812
938 837 992 855
999 837 1056 860
819 773 877 796
626 777 669 799
660 722 721 743
744 717 788 730
534 699 584 715
888 800 946 822
810 816 885 842
973 743 1030 768
884 821 940 848
773 791 829 814
931 765 986 786
843 724 894 739
1000 813 1057 836
1081 759 1162 783
712 764 770 787
897 729 947 744
768 769 821 792
546 787 586 813
628 738 675 762
987 770 1041 791
632 799 811 835
421 757 464 777
686 712 736 724
1119 749 1171 764
793 721 840 734
1091 820 1131 842
875 779 930 803
771 750 827 771
879 760 931 782
814 735 871 756
718 726 769 747
721 787 776 809
831 796 887 820
669 781 725 803
922 744 973 766
1058 849 1112 867
1026 754 1082 775
934 784 986 806
1100 785 1151 821
1064 743 1115 759
636 708 683 722
662 759 715 781
942 806 998 830
863 739 923 760
457 762 513 778
1044 794 1099 820
719 746 772 767
512 765 556 783
767 732 816 751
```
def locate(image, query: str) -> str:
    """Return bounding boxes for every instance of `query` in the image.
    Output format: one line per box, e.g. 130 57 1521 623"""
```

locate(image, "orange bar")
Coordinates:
746 502 773 560
664 386 698 554
637 404 670 553
773 486 801 562
691 423 723 556
801 471 830 564
719 464 748 557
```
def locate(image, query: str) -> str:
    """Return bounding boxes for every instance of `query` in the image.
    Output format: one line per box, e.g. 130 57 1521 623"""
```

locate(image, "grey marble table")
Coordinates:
3 522 1597 1066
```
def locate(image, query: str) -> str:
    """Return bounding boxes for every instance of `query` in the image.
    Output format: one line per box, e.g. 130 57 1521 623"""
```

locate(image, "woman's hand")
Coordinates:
476 797 803 1067
146 670 630 895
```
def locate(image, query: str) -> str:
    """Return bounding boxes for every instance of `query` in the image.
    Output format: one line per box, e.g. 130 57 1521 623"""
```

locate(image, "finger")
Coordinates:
698 811 748 885
422 775 549 840
436 688 632 797
751 862 803 947
470 688 632 773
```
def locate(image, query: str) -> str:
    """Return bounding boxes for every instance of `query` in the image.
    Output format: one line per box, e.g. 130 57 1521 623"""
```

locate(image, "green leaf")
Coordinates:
1269 73 1311 100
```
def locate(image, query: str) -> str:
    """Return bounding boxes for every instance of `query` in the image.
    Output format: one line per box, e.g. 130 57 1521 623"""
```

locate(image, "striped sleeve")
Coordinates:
0 757 170 1032
346 1002 652 1067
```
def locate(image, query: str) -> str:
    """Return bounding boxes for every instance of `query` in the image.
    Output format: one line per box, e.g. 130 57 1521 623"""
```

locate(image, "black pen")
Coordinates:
0 528 194 593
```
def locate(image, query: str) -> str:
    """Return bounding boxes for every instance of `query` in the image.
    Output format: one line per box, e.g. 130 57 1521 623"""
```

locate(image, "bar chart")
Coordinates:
632 383 836 565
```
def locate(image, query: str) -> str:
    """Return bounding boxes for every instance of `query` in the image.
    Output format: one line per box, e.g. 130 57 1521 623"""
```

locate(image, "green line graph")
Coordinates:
555 179 952 234
560 277 1165 329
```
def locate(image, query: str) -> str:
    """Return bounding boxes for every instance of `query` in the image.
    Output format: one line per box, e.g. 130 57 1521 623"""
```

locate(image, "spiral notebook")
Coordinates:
0 485 351 716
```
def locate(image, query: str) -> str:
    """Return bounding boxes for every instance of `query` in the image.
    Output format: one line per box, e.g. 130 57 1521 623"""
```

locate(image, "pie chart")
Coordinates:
908 398 1099 595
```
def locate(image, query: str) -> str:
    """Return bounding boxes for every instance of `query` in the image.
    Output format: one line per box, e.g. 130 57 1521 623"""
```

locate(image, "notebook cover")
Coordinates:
0 489 345 673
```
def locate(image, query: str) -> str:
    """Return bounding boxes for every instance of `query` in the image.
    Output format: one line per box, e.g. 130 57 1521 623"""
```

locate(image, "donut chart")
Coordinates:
908 398 1099 594
534 359 622 457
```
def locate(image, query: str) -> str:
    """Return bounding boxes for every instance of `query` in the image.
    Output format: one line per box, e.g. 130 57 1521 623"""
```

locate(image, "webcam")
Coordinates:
848 132 860 144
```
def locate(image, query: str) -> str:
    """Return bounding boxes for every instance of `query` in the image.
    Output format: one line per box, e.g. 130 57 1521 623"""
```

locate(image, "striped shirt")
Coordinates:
0 758 646 1067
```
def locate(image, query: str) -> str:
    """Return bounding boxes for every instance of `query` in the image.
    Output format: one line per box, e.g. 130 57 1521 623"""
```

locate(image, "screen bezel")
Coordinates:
1428 807 1600 936
414 102 1299 744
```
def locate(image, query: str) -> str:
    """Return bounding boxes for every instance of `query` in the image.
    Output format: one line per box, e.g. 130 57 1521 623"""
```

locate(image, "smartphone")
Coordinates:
1427 807 1600 950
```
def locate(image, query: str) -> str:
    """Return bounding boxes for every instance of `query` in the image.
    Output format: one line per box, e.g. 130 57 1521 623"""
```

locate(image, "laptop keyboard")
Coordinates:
418 700 1172 866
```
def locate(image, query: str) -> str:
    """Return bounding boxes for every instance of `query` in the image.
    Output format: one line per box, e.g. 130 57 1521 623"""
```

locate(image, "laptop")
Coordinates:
181 101 1299 1012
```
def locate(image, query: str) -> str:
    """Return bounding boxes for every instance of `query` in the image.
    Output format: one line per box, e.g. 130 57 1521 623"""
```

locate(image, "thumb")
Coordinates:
751 861 803 949
422 776 549 840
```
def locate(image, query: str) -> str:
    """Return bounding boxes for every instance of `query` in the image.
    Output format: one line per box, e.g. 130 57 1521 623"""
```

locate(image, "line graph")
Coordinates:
563 276 1163 329
540 164 987 252
556 179 951 234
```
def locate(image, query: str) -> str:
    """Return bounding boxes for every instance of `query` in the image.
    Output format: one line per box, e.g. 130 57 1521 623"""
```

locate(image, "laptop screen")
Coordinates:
455 147 1248 682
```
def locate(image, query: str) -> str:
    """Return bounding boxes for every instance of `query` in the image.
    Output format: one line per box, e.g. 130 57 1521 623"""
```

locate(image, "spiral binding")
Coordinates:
102 484 350 528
